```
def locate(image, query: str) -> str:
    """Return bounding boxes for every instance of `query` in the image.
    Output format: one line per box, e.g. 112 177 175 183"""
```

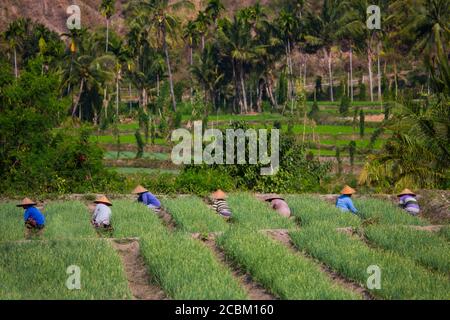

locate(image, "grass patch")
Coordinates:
139 232 247 299
161 196 229 233
217 228 360 299
104 151 170 161
0 203 23 242
285 195 362 228
289 226 450 299
364 225 450 274
227 193 296 230
353 198 427 225
0 239 131 299
44 201 96 239
439 225 450 241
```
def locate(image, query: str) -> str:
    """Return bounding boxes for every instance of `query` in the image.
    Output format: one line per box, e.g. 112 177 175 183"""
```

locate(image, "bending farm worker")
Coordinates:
397 189 420 216
17 198 45 238
336 185 358 214
261 194 291 218
92 196 113 229
132 185 161 213
210 190 232 218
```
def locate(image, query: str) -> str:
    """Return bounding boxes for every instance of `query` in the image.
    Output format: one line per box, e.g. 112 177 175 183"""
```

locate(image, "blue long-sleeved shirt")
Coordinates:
336 195 358 214
24 207 46 225
138 192 161 208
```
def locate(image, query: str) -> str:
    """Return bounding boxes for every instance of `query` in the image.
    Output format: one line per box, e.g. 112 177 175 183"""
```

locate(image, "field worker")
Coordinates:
397 189 420 216
210 190 232 218
92 196 113 229
17 198 45 238
336 185 358 214
261 194 291 218
132 185 161 213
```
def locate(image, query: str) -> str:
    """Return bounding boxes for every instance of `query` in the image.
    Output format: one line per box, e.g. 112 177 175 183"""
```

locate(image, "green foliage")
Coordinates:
359 109 365 138
365 225 450 274
335 146 342 176
289 226 450 299
139 232 247 300
358 81 366 101
348 141 356 168
308 100 320 121
175 167 236 196
217 228 359 300
226 193 296 230
339 94 350 116
0 239 131 299
134 129 145 159
161 196 229 233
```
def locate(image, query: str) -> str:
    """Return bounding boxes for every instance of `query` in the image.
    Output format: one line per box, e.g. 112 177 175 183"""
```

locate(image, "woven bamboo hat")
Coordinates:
340 185 356 195
132 185 148 194
94 196 113 206
16 198 37 207
261 193 284 201
397 188 416 197
211 190 227 200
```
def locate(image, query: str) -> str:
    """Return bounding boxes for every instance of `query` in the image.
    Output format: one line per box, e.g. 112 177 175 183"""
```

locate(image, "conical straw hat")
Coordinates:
132 185 148 194
211 190 227 200
340 185 356 195
16 198 37 207
94 196 113 206
397 188 415 197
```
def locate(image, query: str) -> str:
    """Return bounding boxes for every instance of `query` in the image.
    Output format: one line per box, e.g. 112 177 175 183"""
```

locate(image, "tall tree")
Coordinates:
3 19 26 78
100 0 116 53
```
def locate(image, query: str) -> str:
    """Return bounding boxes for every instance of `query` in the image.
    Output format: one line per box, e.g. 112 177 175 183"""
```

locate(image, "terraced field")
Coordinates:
0 194 448 300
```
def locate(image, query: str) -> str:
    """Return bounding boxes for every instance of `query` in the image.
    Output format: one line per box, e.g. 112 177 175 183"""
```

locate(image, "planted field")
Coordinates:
290 226 450 299
217 228 359 300
0 239 131 299
285 195 361 228
104 151 170 161
227 193 296 230
161 196 229 233
353 198 427 225
364 225 450 274
112 200 167 238
0 203 23 242
439 226 450 241
44 201 96 239
140 232 247 300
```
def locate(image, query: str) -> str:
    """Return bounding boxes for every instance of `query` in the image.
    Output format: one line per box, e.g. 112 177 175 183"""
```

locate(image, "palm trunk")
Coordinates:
72 79 84 117
189 46 193 103
128 82 132 113
157 73 160 97
394 61 398 99
325 48 334 102
368 48 374 102
239 62 248 114
116 76 119 117
106 18 109 52
162 26 177 112
256 79 263 113
14 47 18 78
377 42 382 108
349 46 354 101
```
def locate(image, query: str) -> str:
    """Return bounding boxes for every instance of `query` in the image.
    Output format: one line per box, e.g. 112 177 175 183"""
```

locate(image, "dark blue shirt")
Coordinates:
24 207 46 225
138 192 161 208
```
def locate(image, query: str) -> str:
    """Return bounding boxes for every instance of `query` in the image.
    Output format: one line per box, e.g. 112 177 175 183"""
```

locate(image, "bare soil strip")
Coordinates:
201 236 277 300
264 229 375 300
156 208 177 231
111 240 167 300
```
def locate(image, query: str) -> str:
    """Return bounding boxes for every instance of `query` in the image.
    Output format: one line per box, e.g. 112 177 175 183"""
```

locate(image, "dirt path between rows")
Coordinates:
156 208 177 231
264 229 375 300
202 237 276 300
111 240 167 300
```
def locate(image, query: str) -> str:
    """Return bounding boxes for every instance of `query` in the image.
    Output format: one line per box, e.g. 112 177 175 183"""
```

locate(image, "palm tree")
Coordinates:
205 0 225 26
3 19 26 78
183 20 200 102
127 0 194 112
100 0 116 52
195 11 209 51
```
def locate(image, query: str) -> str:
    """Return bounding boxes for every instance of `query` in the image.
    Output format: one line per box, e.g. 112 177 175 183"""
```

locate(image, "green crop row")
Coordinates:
285 195 362 228
139 232 247 299
0 239 131 299
0 203 23 242
439 226 450 241
364 225 450 274
44 201 97 239
111 200 167 238
227 193 296 230
289 226 450 299
161 196 229 233
353 198 426 225
217 228 360 300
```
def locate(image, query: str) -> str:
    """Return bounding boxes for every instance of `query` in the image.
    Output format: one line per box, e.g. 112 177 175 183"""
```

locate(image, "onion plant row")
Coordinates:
353 198 426 226
364 225 450 274
227 194 296 230
139 232 247 300
0 202 23 242
0 239 131 299
289 226 450 299
161 196 229 233
439 226 450 241
217 228 360 300
284 195 362 228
